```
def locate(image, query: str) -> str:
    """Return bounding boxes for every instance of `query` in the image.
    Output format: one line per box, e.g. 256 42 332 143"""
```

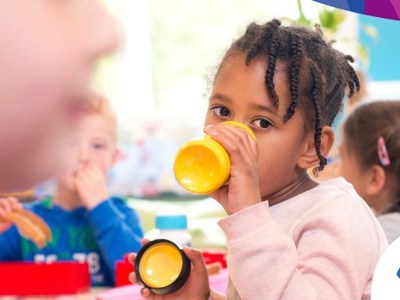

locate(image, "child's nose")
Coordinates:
78 147 89 164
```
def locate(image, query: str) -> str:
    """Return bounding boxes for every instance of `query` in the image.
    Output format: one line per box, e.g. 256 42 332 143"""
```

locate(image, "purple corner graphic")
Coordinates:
314 0 400 20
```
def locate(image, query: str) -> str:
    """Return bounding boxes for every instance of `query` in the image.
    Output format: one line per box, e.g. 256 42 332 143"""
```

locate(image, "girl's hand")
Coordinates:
205 123 261 214
74 163 108 210
0 197 22 233
128 239 210 300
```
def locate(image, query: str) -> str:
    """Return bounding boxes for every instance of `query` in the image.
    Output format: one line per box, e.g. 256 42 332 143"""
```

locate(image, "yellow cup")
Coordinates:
174 121 256 195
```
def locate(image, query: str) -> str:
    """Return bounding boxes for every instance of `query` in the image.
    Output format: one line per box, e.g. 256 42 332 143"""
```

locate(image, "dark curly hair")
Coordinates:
215 19 360 172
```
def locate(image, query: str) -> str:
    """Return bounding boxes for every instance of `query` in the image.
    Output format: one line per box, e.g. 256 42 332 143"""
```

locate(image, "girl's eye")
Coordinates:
252 118 272 129
212 106 231 118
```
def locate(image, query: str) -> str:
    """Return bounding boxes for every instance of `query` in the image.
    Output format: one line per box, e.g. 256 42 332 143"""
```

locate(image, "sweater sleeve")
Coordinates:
218 200 387 300
0 226 22 261
87 197 143 274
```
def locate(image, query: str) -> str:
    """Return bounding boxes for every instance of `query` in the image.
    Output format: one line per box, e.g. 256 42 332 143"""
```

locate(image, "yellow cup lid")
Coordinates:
139 242 182 288
135 239 191 295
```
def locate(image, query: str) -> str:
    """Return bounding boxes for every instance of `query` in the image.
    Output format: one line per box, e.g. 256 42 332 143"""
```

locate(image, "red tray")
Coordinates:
202 250 227 268
0 262 90 296
115 255 134 287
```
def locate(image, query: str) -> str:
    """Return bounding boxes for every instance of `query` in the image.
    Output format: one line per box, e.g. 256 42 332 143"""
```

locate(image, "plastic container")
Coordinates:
174 121 256 194
135 239 191 295
0 262 90 295
115 254 134 287
155 214 192 247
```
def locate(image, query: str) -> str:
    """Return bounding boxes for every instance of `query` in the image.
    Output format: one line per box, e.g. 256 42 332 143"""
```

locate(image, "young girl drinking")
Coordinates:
339 100 400 244
130 19 387 299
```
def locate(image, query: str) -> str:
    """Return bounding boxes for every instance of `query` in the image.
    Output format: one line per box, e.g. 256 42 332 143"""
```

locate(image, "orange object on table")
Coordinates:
0 262 90 295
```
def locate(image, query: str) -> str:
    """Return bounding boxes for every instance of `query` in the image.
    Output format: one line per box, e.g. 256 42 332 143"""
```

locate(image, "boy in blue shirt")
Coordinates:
0 95 143 286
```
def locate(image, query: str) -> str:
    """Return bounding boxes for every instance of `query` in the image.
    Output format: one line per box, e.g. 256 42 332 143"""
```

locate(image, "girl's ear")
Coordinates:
365 165 386 196
297 126 334 169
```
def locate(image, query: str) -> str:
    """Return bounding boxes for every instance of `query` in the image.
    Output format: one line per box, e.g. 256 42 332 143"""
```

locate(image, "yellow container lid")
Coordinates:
139 242 182 288
135 239 191 295
174 121 255 194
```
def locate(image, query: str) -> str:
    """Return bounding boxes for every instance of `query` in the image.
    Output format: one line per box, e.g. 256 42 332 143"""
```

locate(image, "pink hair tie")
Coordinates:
377 136 391 167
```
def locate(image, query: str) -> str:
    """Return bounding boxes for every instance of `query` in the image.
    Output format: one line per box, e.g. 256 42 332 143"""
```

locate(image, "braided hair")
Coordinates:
216 19 360 172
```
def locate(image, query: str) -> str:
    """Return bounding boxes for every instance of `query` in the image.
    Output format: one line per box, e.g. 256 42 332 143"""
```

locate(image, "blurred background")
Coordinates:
26 0 399 247
84 0 399 197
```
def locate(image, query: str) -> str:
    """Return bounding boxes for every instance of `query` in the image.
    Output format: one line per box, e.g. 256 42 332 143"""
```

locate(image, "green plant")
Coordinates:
284 0 378 68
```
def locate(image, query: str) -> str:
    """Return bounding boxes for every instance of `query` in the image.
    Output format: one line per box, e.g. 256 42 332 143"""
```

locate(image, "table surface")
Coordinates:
0 269 228 300
0 289 105 300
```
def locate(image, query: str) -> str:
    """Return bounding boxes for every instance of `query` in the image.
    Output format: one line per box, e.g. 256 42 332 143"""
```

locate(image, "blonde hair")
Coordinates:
75 93 117 141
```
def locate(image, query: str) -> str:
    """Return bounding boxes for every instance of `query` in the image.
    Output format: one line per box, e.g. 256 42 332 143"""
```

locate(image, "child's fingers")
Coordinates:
209 185 228 204
0 206 7 219
183 247 204 264
127 239 150 264
206 124 254 156
84 163 104 179
85 163 101 176
127 253 136 265
128 271 137 284
8 197 22 211
205 125 256 166
183 247 208 275
75 172 91 186
76 165 104 184
219 125 257 158
0 198 14 214
76 168 92 180
205 125 248 156
141 238 150 246
140 288 154 299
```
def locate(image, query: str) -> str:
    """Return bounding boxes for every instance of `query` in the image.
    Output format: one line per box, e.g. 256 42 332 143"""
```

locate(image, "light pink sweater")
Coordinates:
211 178 388 300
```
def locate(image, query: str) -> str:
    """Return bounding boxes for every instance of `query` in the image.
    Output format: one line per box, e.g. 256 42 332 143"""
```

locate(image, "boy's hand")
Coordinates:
0 197 22 233
205 123 261 215
128 239 211 300
74 163 108 210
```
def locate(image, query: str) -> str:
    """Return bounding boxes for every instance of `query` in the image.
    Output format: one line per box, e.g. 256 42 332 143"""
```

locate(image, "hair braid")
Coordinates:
245 19 281 65
309 64 328 173
268 31 284 108
347 64 360 97
284 34 303 122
